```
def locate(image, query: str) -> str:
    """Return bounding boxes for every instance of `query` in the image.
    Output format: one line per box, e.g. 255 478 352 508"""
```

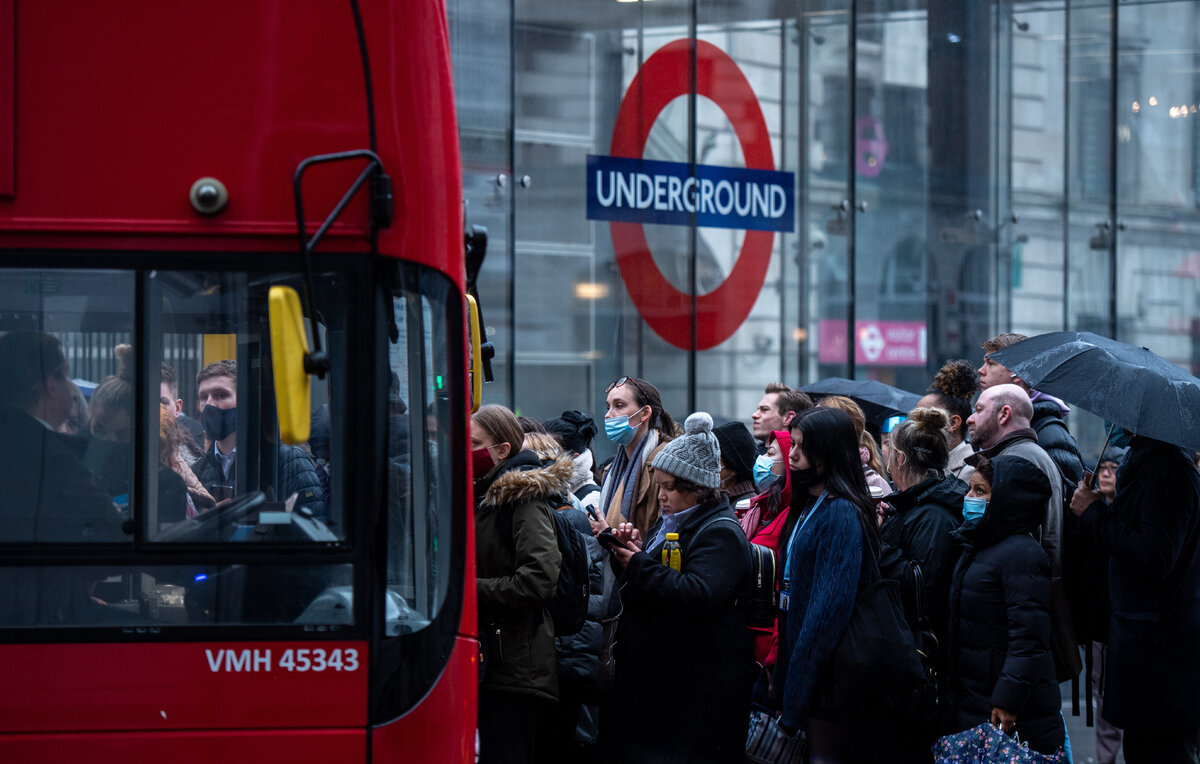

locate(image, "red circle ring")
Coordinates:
609 39 777 351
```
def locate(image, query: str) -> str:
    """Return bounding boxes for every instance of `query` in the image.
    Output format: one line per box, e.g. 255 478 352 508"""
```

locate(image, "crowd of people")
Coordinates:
472 332 1200 764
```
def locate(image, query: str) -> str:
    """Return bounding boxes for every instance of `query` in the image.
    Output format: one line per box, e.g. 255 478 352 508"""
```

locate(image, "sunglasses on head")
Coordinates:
606 375 655 411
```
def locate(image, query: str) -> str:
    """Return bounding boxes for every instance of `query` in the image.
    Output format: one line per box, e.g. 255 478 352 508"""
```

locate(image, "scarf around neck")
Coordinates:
599 428 659 523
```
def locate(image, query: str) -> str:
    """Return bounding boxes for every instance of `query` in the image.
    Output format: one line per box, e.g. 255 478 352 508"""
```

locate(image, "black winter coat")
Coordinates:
881 473 966 642
554 501 607 689
192 441 326 522
1079 437 1200 731
603 496 754 763
946 456 1064 756
1029 401 1085 485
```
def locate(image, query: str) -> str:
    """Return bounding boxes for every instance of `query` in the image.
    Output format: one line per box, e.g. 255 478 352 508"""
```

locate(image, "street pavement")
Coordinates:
1062 681 1125 764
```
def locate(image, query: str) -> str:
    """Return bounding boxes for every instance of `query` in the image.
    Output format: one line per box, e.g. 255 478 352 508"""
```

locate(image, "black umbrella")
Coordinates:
801 377 922 426
988 331 1200 453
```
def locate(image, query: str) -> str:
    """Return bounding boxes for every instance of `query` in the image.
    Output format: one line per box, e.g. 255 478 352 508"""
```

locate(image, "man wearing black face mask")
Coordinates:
191 360 325 522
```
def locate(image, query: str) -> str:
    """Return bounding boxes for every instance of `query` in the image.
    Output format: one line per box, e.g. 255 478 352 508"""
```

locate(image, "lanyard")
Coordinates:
782 490 828 590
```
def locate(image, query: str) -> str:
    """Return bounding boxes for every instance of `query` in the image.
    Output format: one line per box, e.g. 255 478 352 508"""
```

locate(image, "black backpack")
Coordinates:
546 503 591 637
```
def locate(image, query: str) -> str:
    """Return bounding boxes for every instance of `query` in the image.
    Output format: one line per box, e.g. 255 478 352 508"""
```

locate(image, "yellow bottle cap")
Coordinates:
665 532 680 541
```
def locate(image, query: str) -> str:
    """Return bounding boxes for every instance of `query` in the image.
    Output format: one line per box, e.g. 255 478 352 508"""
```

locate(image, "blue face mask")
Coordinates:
753 453 779 490
962 496 987 524
605 413 639 445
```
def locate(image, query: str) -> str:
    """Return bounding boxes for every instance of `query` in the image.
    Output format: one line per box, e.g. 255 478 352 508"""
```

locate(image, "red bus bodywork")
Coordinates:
0 2 474 761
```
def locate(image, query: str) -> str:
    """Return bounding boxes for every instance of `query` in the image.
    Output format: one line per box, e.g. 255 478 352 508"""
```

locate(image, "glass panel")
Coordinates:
851 2 931 395
0 270 133 543
1008 2 1067 346
449 0 514 407
147 269 344 543
806 3 852 383
385 269 457 635
689 18 800 419
0 564 353 628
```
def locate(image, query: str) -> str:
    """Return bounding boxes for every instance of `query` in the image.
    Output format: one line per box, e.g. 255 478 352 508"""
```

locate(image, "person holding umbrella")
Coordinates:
987 330 1200 764
1070 439 1200 763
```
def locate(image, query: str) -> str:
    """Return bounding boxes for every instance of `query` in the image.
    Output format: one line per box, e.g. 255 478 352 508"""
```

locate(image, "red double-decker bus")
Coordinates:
0 1 477 761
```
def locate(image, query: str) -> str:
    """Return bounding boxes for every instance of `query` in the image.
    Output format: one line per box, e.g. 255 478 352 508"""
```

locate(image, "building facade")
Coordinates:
448 0 1200 461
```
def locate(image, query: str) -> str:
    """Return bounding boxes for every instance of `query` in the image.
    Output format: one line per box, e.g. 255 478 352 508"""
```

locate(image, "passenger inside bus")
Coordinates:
0 330 124 543
190 359 326 523
86 344 188 525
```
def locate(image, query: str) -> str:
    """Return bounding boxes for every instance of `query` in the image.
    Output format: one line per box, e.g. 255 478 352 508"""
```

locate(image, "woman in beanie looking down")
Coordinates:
599 412 754 763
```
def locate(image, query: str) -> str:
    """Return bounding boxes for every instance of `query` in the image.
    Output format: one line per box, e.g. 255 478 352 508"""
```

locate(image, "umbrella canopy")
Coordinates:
988 331 1200 452
934 722 1068 764
801 377 922 426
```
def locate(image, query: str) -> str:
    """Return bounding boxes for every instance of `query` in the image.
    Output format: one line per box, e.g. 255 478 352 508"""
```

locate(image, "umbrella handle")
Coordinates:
1089 422 1117 490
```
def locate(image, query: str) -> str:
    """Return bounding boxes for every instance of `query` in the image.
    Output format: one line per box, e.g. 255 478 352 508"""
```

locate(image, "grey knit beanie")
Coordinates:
652 412 722 488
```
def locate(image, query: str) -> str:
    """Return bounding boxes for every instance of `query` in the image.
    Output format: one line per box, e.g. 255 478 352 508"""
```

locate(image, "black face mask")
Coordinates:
85 438 132 500
790 467 821 489
201 405 238 441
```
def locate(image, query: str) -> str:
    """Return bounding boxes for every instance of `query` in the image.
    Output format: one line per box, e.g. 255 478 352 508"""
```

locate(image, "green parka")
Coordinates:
475 448 570 702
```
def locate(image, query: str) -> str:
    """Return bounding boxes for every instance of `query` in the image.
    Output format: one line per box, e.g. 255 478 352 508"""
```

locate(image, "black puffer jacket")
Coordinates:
945 455 1064 756
192 441 325 522
881 473 967 643
1030 400 1084 485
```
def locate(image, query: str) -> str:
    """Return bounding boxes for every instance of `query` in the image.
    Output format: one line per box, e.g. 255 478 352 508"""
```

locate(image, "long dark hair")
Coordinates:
793 407 881 554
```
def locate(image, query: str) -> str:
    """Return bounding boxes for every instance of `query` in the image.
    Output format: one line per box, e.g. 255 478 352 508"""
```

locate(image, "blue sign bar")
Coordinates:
586 154 794 233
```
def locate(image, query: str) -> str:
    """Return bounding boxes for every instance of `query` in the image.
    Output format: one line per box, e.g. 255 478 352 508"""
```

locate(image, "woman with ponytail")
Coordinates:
881 406 968 650
591 376 676 538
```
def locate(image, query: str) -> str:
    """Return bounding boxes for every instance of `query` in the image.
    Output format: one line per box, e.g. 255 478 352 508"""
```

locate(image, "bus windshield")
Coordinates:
0 262 357 628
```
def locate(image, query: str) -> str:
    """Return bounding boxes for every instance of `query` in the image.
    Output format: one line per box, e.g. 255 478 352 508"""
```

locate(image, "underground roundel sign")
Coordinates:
586 39 795 350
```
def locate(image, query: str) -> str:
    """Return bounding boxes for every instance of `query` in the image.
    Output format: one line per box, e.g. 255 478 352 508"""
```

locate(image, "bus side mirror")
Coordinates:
269 286 312 444
466 294 484 413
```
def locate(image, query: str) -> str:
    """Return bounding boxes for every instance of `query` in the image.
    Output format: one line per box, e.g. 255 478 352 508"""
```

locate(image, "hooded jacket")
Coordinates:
977 428 1063 577
1078 437 1200 730
881 472 967 642
946 455 1063 755
475 447 569 702
740 429 793 669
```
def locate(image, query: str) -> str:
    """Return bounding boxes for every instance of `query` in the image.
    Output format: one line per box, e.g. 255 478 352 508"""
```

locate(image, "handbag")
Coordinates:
824 548 931 714
745 708 805 764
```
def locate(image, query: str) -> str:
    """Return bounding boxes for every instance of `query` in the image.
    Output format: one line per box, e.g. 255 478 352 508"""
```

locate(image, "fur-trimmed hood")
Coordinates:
479 447 575 508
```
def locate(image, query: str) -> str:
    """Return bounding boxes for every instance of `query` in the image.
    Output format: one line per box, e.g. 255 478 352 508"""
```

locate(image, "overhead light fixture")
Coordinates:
574 282 610 300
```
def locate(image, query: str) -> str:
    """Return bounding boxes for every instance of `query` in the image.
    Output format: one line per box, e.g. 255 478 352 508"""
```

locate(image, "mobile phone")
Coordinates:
584 503 600 522
597 527 629 551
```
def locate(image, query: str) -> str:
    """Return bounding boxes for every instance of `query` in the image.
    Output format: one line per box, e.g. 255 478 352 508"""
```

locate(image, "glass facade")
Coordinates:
448 0 1200 462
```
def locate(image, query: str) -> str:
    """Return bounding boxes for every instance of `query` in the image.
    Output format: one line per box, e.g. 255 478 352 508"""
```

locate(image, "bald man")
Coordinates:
967 384 1065 577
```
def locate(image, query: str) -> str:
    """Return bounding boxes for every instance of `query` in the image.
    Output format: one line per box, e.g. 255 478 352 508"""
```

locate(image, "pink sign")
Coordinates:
818 320 927 367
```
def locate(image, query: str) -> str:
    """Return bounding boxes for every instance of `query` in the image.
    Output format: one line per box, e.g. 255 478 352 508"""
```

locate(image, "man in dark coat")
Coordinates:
0 331 123 543
1071 437 1200 763
0 331 125 627
977 332 1085 485
190 360 325 522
